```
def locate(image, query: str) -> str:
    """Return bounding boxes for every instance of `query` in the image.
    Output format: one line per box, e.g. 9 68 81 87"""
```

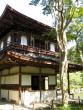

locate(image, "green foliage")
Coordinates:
70 71 83 89
67 15 83 62
30 0 40 6
54 103 83 110
48 28 57 38
74 7 83 18
68 46 82 63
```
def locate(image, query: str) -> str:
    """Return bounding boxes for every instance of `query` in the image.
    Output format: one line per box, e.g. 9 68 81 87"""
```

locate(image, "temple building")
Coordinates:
0 5 82 105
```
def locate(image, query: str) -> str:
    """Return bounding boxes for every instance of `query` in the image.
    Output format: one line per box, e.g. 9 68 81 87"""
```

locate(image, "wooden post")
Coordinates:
67 71 70 96
51 100 54 110
55 73 57 99
39 67 42 102
19 65 22 104
33 103 35 110
0 71 2 98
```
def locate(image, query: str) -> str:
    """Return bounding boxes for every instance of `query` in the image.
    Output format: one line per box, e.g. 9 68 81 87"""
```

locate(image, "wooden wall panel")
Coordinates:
21 66 40 73
9 90 19 102
22 75 31 86
1 89 8 100
1 89 19 103
1 75 19 84
1 77 6 84
10 66 19 74
49 76 56 85
2 69 9 75
41 68 55 74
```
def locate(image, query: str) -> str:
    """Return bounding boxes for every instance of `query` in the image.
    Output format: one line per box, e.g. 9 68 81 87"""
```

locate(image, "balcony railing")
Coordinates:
0 42 59 58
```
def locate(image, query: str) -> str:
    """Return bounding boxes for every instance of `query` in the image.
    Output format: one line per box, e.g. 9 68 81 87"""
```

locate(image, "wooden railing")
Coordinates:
0 42 59 57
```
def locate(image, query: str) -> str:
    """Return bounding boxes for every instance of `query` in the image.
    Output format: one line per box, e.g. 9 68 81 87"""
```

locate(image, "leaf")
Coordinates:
29 0 40 6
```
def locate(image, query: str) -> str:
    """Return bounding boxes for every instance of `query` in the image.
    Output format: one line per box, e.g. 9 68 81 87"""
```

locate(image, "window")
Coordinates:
21 36 27 46
45 41 49 50
50 42 55 52
55 43 59 52
31 36 34 47
31 75 48 90
7 36 11 46
0 41 4 50
35 39 45 49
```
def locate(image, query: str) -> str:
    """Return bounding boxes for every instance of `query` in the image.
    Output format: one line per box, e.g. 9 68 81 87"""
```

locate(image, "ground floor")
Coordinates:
0 65 57 105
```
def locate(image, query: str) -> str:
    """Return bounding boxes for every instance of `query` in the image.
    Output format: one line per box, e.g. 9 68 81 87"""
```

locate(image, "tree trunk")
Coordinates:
60 49 68 105
58 31 68 105
79 50 83 63
56 0 69 105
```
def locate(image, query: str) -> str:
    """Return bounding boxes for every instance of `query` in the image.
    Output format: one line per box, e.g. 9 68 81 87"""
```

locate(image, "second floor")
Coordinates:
0 30 59 57
0 5 59 61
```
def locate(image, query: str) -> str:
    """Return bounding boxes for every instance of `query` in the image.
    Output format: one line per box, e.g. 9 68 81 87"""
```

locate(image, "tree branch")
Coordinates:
64 7 75 30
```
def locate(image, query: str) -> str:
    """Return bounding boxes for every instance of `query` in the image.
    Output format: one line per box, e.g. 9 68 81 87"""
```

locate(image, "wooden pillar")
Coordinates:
67 71 70 95
55 71 57 99
39 67 42 102
19 65 22 104
0 71 2 98
55 71 57 87
8 68 10 101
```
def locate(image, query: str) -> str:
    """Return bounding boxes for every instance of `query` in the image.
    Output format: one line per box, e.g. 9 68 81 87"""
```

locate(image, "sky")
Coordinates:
0 0 53 26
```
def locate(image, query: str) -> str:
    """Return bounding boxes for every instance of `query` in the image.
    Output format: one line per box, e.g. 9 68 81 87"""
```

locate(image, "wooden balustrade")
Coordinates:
0 42 59 58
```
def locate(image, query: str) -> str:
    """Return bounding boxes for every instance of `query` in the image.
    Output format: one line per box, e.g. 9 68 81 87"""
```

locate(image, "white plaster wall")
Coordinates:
21 90 56 105
22 75 31 85
21 66 39 73
49 76 56 85
41 68 55 74
1 89 8 100
1 75 19 84
9 90 19 103
21 91 40 105
41 90 56 102
10 67 19 74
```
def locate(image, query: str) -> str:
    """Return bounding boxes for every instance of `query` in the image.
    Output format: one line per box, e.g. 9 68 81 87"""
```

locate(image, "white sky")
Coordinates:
0 0 53 26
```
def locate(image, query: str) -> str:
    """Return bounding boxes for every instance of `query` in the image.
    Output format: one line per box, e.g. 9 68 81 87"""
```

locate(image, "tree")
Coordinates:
68 46 82 64
67 17 83 63
30 0 82 105
70 71 83 91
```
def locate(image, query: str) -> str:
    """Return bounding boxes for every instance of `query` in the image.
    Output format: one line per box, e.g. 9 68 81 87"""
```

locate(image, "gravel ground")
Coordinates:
0 101 51 110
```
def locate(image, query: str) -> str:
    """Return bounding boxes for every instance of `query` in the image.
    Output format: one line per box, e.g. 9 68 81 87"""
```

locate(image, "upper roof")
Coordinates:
0 5 51 38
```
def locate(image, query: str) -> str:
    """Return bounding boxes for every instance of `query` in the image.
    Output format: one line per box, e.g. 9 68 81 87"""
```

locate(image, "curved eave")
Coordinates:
68 63 83 72
0 5 52 38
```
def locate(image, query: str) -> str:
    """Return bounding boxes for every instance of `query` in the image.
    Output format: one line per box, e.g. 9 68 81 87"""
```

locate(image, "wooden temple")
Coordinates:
0 5 83 105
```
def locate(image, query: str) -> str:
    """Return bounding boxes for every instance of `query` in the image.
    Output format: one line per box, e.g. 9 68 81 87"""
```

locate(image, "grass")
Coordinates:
53 103 83 110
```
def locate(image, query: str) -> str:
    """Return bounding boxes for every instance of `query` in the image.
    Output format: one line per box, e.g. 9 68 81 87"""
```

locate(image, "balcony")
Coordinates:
0 42 59 65
1 42 59 56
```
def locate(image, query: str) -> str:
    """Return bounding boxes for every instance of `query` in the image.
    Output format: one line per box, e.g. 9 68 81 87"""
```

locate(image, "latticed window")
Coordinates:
21 36 27 46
